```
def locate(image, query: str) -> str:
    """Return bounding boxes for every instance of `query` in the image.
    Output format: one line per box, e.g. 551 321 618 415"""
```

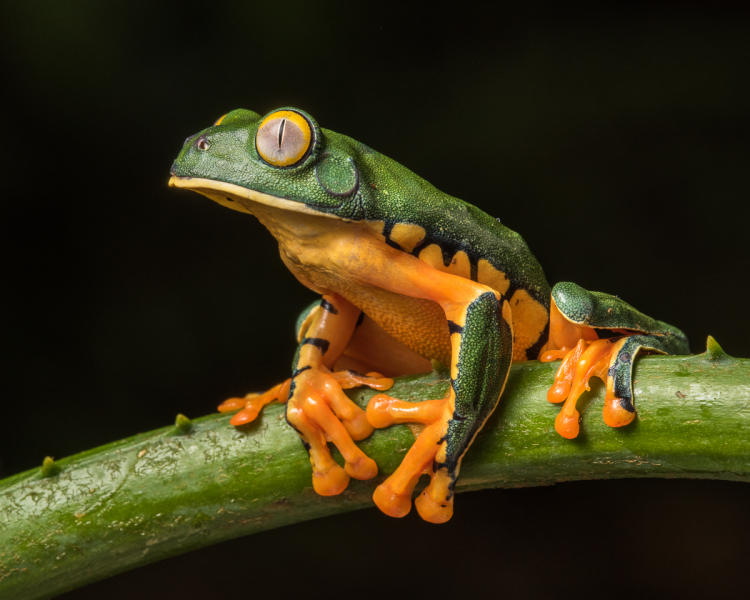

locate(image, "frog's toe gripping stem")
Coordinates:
367 395 452 520
542 337 634 438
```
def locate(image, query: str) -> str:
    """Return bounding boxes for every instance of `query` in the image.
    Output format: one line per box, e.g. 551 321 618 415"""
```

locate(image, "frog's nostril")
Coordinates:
184 136 192 146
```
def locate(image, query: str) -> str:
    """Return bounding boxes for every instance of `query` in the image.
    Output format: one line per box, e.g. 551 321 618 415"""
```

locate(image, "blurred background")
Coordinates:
2 1 748 598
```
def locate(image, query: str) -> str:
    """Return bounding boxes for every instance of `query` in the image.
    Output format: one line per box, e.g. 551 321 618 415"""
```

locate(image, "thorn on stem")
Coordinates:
705 335 730 361
41 456 60 478
175 413 193 434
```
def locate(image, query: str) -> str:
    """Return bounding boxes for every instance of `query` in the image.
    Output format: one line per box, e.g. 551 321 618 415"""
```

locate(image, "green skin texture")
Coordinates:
171 107 689 493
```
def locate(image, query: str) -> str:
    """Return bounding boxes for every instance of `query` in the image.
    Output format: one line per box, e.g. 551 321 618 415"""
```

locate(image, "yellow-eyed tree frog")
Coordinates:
169 107 689 523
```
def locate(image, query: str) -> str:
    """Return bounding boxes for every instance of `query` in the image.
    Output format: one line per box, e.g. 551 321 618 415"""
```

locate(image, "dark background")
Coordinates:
2 2 749 598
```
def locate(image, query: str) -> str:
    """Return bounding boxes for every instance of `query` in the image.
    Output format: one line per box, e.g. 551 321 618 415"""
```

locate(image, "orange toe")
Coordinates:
555 409 580 439
218 397 247 413
230 405 262 426
415 489 453 524
346 455 378 480
603 397 636 428
313 464 350 496
373 481 412 518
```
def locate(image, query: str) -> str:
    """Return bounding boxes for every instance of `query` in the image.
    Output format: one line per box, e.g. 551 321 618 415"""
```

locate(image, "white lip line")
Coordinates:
169 175 349 220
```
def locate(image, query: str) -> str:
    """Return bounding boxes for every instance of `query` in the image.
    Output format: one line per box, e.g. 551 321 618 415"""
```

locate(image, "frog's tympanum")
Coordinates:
170 108 689 523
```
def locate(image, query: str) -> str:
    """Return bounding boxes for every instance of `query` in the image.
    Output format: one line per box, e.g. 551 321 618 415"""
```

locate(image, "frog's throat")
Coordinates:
168 175 346 220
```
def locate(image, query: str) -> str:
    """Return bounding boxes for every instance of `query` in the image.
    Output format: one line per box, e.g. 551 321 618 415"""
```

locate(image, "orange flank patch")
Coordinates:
389 222 426 252
417 244 472 280
365 220 386 237
477 258 511 295
445 250 472 278
417 243 448 270
508 289 548 361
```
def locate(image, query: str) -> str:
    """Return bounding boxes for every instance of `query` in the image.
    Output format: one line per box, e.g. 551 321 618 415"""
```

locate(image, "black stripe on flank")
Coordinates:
447 320 464 335
302 337 330 355
412 234 484 272
291 365 312 379
595 328 621 339
320 299 338 314
525 319 550 360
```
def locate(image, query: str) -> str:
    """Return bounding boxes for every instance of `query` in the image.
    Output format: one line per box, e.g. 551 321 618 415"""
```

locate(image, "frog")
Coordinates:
169 107 689 523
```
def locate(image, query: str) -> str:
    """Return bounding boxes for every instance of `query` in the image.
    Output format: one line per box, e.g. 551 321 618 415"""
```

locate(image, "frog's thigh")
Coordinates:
357 247 513 522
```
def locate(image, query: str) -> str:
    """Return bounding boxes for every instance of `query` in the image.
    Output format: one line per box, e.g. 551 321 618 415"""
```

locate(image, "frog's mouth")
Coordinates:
168 175 344 219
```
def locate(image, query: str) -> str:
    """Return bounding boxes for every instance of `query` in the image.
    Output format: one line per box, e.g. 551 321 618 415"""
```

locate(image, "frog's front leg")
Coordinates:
281 293 401 495
356 248 514 523
540 282 690 438
218 300 392 426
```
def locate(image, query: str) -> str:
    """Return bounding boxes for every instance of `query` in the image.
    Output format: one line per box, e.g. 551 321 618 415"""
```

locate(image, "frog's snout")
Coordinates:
169 163 191 182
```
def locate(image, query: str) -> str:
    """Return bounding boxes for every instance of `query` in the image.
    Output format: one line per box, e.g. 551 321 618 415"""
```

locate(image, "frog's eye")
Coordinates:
196 135 210 151
255 110 313 168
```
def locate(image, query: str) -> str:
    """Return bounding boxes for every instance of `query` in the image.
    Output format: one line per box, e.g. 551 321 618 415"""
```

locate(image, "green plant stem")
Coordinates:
1 350 748 599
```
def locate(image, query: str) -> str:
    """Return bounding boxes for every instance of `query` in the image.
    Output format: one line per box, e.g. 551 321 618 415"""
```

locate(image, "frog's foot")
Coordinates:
286 369 394 496
540 336 637 438
219 370 392 427
366 394 455 523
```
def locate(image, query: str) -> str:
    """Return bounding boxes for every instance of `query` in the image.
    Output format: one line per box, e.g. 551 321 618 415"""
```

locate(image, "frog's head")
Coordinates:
169 108 367 221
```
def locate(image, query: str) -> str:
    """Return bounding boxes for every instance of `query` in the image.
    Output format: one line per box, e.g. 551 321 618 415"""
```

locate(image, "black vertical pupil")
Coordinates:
277 119 286 148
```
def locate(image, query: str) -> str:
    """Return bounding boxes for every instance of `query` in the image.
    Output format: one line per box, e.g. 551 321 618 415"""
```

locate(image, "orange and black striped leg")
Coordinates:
284 294 390 496
217 298 393 427
367 292 513 524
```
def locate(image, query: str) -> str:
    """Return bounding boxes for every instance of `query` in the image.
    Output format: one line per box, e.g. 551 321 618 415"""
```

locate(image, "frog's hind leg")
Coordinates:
366 290 513 524
540 282 689 439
